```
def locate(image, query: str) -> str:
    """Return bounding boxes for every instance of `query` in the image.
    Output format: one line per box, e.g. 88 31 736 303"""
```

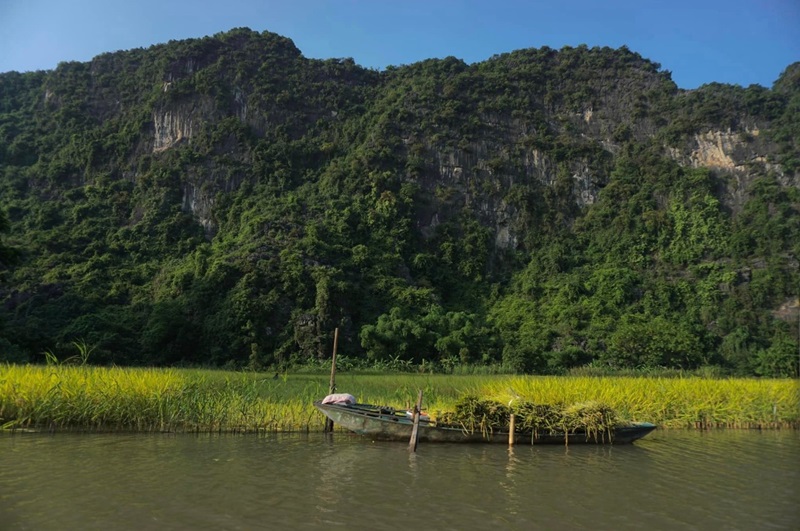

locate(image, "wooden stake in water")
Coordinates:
408 390 424 452
508 393 519 447
324 328 339 433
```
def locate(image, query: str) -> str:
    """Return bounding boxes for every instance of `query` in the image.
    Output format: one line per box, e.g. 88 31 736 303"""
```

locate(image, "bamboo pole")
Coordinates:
324 328 339 433
508 394 518 447
408 390 424 452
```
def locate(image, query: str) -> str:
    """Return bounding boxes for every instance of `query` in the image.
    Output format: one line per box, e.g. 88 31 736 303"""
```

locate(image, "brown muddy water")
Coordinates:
0 429 797 530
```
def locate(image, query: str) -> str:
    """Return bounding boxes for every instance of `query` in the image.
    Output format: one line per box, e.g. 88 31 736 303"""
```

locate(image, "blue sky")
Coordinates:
0 0 797 89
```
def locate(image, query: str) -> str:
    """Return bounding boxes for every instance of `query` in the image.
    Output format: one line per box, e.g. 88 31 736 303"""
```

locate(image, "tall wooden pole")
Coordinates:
324 327 339 433
408 389 424 452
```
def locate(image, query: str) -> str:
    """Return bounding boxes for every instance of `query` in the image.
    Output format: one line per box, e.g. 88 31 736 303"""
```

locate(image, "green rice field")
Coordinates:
1 364 798 432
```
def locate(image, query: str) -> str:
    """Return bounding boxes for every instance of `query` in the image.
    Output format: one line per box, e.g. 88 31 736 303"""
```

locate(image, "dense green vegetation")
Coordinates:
0 28 798 376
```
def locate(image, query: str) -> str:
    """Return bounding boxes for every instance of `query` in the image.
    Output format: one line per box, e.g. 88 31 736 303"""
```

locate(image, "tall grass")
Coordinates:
0 365 325 433
476 376 800 428
1 364 797 432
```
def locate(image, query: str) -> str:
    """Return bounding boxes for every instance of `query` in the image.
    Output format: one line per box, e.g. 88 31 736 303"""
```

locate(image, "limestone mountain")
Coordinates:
1 28 798 375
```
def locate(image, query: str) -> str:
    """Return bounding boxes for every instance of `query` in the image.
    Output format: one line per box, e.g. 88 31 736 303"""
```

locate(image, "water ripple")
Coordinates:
0 430 798 530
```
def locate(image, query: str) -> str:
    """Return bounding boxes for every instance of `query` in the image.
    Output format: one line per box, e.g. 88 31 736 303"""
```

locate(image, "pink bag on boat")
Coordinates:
321 393 356 405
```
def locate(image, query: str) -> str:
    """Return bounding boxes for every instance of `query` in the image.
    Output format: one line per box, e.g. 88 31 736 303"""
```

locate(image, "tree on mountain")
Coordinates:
0 209 19 275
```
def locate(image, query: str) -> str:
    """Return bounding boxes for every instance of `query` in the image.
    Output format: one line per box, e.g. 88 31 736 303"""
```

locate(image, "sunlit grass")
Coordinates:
1 364 797 432
0 365 324 433
477 375 800 428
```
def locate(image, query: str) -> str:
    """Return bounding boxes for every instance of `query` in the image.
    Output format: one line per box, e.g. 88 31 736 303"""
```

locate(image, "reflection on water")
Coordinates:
0 429 798 530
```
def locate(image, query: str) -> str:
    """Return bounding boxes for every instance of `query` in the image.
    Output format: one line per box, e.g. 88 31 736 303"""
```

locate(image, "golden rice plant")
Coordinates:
0 364 334 433
476 375 799 428
1 364 797 432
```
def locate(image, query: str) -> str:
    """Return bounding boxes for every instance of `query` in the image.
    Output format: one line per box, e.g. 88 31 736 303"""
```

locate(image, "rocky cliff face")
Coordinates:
153 103 196 152
4 30 798 249
152 108 788 250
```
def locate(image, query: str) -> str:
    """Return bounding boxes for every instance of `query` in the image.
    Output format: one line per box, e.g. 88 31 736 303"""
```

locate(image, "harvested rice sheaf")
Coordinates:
436 395 621 438
561 401 620 441
437 395 510 435
510 402 563 434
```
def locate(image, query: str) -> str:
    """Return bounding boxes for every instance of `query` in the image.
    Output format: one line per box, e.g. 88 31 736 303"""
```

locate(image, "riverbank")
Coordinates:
1 364 797 432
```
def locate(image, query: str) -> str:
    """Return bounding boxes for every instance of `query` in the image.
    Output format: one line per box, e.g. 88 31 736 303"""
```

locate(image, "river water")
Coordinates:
1 429 797 530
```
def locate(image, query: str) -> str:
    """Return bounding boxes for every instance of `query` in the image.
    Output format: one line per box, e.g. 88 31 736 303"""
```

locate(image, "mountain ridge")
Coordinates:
1 28 798 375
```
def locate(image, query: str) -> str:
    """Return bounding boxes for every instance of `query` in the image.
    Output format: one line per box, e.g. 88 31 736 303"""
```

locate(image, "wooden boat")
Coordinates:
314 401 657 445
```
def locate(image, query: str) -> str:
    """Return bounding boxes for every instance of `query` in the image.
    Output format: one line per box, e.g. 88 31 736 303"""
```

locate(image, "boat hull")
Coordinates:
314 402 656 444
